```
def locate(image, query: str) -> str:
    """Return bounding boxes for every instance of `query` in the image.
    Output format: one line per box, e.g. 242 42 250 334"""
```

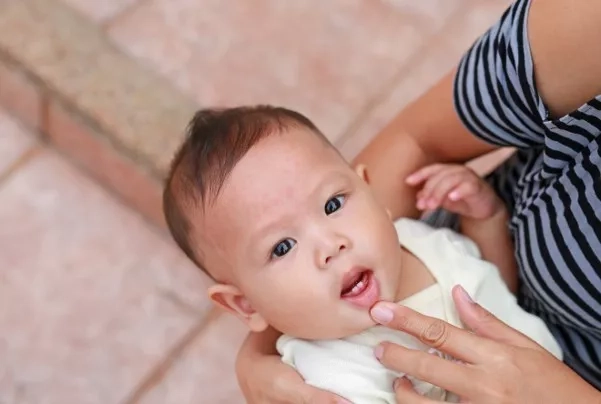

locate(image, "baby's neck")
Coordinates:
393 247 436 302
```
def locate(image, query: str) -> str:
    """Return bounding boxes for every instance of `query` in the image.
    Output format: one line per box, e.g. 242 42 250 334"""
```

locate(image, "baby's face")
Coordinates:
199 128 404 339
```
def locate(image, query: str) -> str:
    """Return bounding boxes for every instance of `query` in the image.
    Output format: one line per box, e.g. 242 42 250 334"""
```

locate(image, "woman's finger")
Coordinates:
264 358 350 404
370 302 497 362
296 389 351 404
375 342 478 398
393 377 437 404
451 285 543 351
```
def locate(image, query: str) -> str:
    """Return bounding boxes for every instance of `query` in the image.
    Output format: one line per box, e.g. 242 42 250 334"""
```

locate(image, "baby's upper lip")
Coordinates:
340 266 368 293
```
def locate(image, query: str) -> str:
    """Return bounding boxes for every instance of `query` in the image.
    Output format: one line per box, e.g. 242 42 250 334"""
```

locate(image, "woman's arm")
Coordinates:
352 70 497 220
236 327 348 403
461 208 518 293
353 0 601 221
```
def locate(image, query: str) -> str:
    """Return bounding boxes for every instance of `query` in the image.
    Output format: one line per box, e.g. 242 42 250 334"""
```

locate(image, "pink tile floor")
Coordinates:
0 108 222 404
5 1 513 402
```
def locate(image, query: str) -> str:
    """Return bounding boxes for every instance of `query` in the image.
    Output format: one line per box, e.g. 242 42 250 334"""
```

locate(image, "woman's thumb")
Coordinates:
297 387 351 404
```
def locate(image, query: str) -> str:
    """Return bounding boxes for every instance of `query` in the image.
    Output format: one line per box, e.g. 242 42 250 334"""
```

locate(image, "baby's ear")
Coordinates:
354 163 370 184
355 163 392 218
207 284 269 332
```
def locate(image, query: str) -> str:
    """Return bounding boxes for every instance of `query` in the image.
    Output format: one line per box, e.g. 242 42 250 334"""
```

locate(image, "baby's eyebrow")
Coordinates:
310 171 350 195
248 215 291 246
245 171 351 249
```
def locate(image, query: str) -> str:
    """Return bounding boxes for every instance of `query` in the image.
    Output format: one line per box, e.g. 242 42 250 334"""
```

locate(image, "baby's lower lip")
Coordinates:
340 271 380 309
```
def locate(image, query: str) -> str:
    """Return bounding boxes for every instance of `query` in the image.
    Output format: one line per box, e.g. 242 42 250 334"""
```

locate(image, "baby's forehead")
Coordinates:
193 129 350 245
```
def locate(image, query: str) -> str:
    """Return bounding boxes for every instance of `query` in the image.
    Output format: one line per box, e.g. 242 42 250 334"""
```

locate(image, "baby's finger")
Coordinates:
417 167 465 209
426 172 468 209
447 180 481 202
406 164 446 185
393 377 436 404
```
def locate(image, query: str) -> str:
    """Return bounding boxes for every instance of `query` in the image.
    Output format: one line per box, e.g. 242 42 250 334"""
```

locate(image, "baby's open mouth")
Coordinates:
340 269 371 298
340 268 379 308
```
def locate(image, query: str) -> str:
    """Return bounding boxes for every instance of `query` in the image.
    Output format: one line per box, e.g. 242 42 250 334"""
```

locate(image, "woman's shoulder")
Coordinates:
454 0 546 148
454 0 601 149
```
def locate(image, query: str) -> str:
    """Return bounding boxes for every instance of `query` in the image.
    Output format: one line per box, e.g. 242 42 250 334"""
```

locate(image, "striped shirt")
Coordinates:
451 0 601 389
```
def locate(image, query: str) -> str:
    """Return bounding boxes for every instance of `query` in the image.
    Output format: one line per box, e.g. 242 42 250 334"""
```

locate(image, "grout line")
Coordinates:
377 0 447 33
333 4 471 150
158 289 208 317
0 145 42 187
122 307 222 404
47 139 168 236
0 35 170 181
102 0 150 30
0 57 169 234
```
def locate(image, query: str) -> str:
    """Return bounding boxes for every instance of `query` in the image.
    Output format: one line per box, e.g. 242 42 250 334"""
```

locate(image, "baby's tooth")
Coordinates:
351 280 365 294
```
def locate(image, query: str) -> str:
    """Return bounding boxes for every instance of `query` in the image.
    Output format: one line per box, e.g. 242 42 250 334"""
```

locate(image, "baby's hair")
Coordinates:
163 105 328 276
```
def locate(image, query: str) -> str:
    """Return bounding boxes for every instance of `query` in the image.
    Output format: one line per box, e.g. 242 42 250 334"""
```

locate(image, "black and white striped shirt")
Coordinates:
453 0 601 389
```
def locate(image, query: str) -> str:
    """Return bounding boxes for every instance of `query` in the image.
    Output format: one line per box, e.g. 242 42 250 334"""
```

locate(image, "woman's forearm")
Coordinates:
352 69 497 220
237 327 281 362
460 208 518 294
235 327 282 389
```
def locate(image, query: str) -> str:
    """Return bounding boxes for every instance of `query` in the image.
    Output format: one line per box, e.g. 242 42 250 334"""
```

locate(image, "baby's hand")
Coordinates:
406 164 503 220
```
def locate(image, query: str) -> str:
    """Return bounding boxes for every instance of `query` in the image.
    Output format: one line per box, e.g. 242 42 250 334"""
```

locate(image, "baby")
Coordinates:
163 106 562 403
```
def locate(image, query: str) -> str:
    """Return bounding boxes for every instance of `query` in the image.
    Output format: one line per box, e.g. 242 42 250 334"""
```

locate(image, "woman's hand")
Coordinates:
235 329 350 404
370 286 601 404
236 355 348 404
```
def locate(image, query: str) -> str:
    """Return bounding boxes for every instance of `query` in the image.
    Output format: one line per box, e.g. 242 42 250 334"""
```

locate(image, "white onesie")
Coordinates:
276 218 563 403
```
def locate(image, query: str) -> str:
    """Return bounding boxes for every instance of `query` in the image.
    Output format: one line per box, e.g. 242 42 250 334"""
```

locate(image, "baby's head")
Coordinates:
164 106 403 339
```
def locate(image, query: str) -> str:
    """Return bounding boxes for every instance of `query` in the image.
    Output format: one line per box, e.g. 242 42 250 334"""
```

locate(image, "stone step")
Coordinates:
0 0 196 230
0 0 513 233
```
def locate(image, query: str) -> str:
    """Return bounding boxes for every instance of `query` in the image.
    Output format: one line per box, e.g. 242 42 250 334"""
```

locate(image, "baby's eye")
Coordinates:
324 195 345 215
271 238 296 258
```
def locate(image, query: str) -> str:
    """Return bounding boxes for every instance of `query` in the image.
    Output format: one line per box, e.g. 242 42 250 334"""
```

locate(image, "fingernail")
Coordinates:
374 344 384 359
457 285 475 304
449 191 459 201
416 199 425 209
371 305 393 324
394 377 413 391
337 399 352 404
406 174 416 183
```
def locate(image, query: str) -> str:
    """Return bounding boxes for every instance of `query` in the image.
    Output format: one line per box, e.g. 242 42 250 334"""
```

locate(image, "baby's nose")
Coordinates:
324 243 346 265
318 236 350 268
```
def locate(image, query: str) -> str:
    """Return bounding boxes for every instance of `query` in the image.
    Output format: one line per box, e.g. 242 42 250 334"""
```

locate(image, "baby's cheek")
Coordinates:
367 215 398 249
271 283 334 321
251 282 310 314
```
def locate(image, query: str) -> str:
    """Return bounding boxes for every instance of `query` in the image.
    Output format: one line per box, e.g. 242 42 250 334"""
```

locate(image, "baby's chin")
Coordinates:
279 311 376 341
326 316 377 340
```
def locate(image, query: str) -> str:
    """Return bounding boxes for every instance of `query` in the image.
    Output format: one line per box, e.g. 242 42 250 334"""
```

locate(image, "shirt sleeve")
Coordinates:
453 0 548 148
